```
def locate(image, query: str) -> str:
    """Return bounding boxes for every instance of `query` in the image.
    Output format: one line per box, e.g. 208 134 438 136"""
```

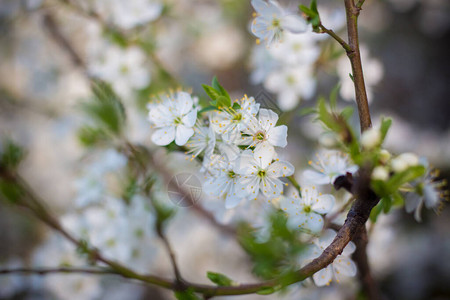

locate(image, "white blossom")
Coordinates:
303 151 357 185
302 230 357 286
264 65 316 110
88 45 151 98
372 166 389 181
390 152 419 172
241 108 288 155
185 125 216 160
209 95 259 142
405 167 447 222
148 91 198 146
236 148 294 200
96 0 163 30
250 0 307 46
280 187 335 233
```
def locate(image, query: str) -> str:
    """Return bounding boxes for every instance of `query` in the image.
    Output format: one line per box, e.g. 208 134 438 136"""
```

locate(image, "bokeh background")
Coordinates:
0 0 449 299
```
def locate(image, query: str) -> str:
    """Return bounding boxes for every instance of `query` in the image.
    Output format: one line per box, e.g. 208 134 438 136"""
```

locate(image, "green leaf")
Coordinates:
198 106 217 114
299 5 317 18
0 139 25 170
207 271 233 286
232 102 241 110
309 0 319 14
349 73 354 82
0 179 23 204
380 117 392 142
369 201 383 223
215 95 231 108
382 197 393 213
202 85 220 101
174 289 200 300
77 126 109 147
329 83 341 109
299 107 317 116
387 165 426 192
81 81 126 136
340 106 354 120
257 286 276 295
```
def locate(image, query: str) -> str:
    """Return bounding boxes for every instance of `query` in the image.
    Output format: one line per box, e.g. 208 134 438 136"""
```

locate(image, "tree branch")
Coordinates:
319 24 352 53
0 267 116 276
344 0 372 131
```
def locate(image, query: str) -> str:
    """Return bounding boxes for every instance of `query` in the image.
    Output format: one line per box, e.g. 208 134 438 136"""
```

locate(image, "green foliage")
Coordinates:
257 286 277 295
0 139 25 170
238 211 305 280
79 81 126 140
202 76 232 109
371 165 426 197
0 179 23 204
206 271 234 286
299 0 320 31
174 289 200 300
152 198 176 231
77 126 109 148
380 117 392 143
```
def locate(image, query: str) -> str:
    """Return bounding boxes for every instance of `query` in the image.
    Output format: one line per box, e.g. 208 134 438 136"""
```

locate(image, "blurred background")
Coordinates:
0 0 449 299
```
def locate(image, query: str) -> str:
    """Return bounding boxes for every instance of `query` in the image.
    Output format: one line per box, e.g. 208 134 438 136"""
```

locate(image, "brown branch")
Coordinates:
352 227 383 300
156 226 184 289
0 267 116 276
344 0 372 131
42 13 85 68
318 24 352 53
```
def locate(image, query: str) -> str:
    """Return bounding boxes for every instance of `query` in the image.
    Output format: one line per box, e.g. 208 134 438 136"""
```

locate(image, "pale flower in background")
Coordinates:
185 125 216 160
88 45 151 98
303 150 357 185
148 91 198 146
264 65 317 110
280 187 335 233
337 45 384 103
96 0 163 30
250 0 307 46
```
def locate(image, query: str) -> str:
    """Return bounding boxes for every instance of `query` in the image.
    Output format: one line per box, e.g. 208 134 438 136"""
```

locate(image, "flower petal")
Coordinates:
311 194 335 214
151 126 175 146
181 108 197 127
258 108 279 128
267 160 295 178
176 91 194 115
254 143 275 169
303 170 331 185
175 125 194 146
267 125 288 147
260 177 283 198
333 255 357 280
281 15 308 34
313 265 333 286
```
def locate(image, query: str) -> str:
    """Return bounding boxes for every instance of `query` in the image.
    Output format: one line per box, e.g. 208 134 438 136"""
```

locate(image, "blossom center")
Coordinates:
303 205 312 213
257 169 266 178
232 113 242 121
228 170 236 179
174 117 182 125
255 131 266 141
271 18 280 28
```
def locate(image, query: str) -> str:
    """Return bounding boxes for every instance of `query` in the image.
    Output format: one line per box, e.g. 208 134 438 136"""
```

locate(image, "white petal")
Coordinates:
277 90 299 111
303 213 324 233
267 125 288 147
225 193 243 209
311 194 335 214
260 177 283 198
176 92 194 115
258 109 279 128
342 241 356 256
151 126 175 146
175 125 194 146
254 143 275 169
238 175 260 199
267 160 295 178
181 108 197 127
281 15 308 33
303 170 331 185
251 0 269 14
236 150 258 174
333 255 357 279
313 265 333 286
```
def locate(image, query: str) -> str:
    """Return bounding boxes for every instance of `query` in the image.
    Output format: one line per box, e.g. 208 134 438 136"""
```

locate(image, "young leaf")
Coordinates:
216 95 231 108
380 117 392 142
174 289 200 300
211 76 231 102
202 84 221 101
329 83 341 109
207 271 234 286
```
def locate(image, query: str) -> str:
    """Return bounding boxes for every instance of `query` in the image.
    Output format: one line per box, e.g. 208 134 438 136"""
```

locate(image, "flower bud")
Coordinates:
391 152 419 172
372 166 389 181
361 128 381 150
379 149 391 164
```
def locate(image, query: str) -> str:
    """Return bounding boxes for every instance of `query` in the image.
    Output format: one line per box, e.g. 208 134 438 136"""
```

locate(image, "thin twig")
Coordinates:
0 267 115 276
318 24 352 53
156 227 184 288
356 0 366 10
